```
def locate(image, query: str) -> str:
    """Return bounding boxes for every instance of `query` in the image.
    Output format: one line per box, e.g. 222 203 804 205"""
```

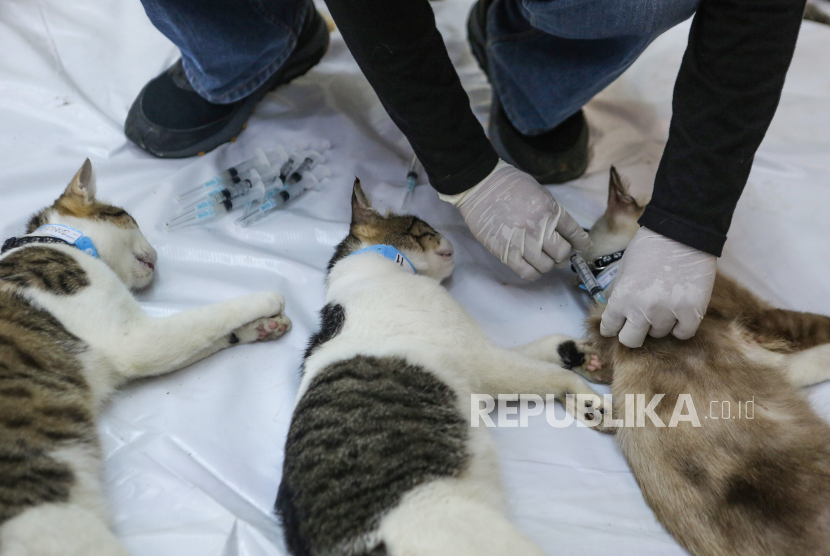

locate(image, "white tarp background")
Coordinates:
1 1 829 554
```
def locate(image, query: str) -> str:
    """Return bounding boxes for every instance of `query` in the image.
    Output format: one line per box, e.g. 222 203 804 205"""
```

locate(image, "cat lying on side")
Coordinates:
275 180 611 556
0 160 291 556
569 168 830 556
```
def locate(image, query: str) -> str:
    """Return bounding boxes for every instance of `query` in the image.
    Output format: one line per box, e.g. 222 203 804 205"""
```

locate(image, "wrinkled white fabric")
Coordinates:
441 160 592 280
1 2 829 554
600 227 717 348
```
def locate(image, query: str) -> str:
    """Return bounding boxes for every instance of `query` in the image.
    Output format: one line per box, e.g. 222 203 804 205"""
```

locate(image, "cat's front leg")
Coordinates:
512 335 611 385
467 348 615 433
172 312 293 371
113 291 289 380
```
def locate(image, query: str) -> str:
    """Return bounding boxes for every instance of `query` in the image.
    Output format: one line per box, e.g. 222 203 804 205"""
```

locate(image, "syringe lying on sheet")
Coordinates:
175 146 324 216
570 252 607 304
166 141 331 230
167 170 268 231
235 165 331 227
176 147 288 203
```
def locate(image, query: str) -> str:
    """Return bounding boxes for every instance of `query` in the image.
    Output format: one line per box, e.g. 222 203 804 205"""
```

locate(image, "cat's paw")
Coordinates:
558 339 613 385
235 291 286 323
231 314 292 345
585 395 617 435
563 379 616 434
256 291 286 317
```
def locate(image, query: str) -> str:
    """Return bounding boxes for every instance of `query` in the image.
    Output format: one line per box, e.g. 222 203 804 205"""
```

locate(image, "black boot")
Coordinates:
467 0 589 184
125 7 330 158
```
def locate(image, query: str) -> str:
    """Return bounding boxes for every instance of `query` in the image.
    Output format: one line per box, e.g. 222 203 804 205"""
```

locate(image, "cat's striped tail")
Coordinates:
755 308 830 351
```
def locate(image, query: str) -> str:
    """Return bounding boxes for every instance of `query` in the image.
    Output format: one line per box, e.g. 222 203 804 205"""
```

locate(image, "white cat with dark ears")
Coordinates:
276 179 612 556
562 167 830 556
0 159 292 556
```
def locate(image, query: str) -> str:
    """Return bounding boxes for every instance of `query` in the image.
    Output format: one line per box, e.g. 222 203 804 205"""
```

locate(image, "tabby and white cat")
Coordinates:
275 180 610 556
0 160 291 556
572 168 830 556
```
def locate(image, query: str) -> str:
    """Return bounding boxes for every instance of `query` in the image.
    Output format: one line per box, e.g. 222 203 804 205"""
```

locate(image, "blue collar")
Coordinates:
4 224 99 258
349 244 416 274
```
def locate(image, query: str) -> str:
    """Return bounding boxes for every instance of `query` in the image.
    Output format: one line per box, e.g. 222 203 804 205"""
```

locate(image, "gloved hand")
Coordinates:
440 160 591 279
600 227 717 348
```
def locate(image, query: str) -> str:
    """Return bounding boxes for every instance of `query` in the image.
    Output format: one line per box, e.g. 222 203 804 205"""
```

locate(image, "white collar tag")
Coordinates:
30 224 99 258
595 262 619 289
578 261 619 292
349 244 417 274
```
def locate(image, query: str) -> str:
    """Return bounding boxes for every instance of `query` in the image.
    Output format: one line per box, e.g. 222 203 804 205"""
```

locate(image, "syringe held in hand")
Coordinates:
570 252 607 304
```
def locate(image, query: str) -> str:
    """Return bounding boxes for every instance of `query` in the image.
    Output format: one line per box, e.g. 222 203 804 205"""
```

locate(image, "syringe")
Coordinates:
178 171 270 212
166 201 234 231
167 170 267 231
260 165 330 202
401 154 419 210
176 147 287 202
279 149 325 185
235 173 321 228
286 157 314 185
237 153 327 215
570 252 607 304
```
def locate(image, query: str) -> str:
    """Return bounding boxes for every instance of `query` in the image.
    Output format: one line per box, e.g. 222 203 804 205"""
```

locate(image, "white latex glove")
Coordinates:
600 227 717 348
440 160 591 279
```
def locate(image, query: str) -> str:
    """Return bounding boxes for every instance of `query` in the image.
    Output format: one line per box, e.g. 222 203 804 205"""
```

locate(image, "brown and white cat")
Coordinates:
570 168 830 556
0 160 291 556
276 180 611 556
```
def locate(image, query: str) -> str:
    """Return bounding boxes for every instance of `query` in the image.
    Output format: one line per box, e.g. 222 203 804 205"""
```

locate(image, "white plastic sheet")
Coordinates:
1 1 829 554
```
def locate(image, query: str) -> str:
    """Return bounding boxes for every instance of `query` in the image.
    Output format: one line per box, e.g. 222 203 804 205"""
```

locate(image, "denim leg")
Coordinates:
486 0 700 135
140 0 310 103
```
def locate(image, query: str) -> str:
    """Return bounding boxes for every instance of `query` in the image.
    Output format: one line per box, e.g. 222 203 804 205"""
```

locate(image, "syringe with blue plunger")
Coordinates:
167 170 267 231
176 147 287 203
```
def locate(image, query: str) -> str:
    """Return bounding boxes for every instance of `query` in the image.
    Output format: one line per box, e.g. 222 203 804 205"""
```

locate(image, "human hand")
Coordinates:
600 227 717 348
440 161 591 279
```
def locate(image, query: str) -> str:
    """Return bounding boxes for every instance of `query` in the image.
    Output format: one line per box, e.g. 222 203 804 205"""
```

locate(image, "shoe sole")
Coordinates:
130 11 330 159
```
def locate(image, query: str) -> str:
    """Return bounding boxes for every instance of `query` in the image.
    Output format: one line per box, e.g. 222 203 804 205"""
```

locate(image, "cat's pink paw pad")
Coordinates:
233 314 292 344
585 354 602 372
257 318 290 339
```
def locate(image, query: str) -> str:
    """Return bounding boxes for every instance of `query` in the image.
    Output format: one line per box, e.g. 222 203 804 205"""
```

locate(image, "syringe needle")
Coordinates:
401 154 419 210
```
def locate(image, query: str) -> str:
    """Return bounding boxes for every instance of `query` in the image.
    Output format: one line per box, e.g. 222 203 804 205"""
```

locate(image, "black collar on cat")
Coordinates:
589 250 625 272
1 235 73 254
570 249 626 276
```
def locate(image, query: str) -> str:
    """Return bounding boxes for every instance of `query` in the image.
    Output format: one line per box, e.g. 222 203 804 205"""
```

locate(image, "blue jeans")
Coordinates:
140 0 311 103
140 0 698 125
487 0 699 134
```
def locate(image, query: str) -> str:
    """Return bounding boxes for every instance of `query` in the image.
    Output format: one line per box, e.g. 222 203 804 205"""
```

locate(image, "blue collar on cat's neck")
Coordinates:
1 224 98 258
349 244 416 274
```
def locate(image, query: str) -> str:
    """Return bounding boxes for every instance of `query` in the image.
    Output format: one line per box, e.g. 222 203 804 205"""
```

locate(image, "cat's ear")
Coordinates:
62 159 97 205
351 178 380 224
607 166 639 213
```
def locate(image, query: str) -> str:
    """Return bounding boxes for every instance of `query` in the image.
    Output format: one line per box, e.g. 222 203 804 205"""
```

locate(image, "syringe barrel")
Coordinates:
570 253 606 302
285 157 313 185
178 149 275 201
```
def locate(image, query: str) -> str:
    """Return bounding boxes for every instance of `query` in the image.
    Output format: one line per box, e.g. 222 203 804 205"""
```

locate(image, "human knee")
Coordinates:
521 0 699 40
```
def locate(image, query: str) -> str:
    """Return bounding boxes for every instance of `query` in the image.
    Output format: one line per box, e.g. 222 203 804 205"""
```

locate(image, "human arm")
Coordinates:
602 0 806 347
323 0 498 193
323 0 590 278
